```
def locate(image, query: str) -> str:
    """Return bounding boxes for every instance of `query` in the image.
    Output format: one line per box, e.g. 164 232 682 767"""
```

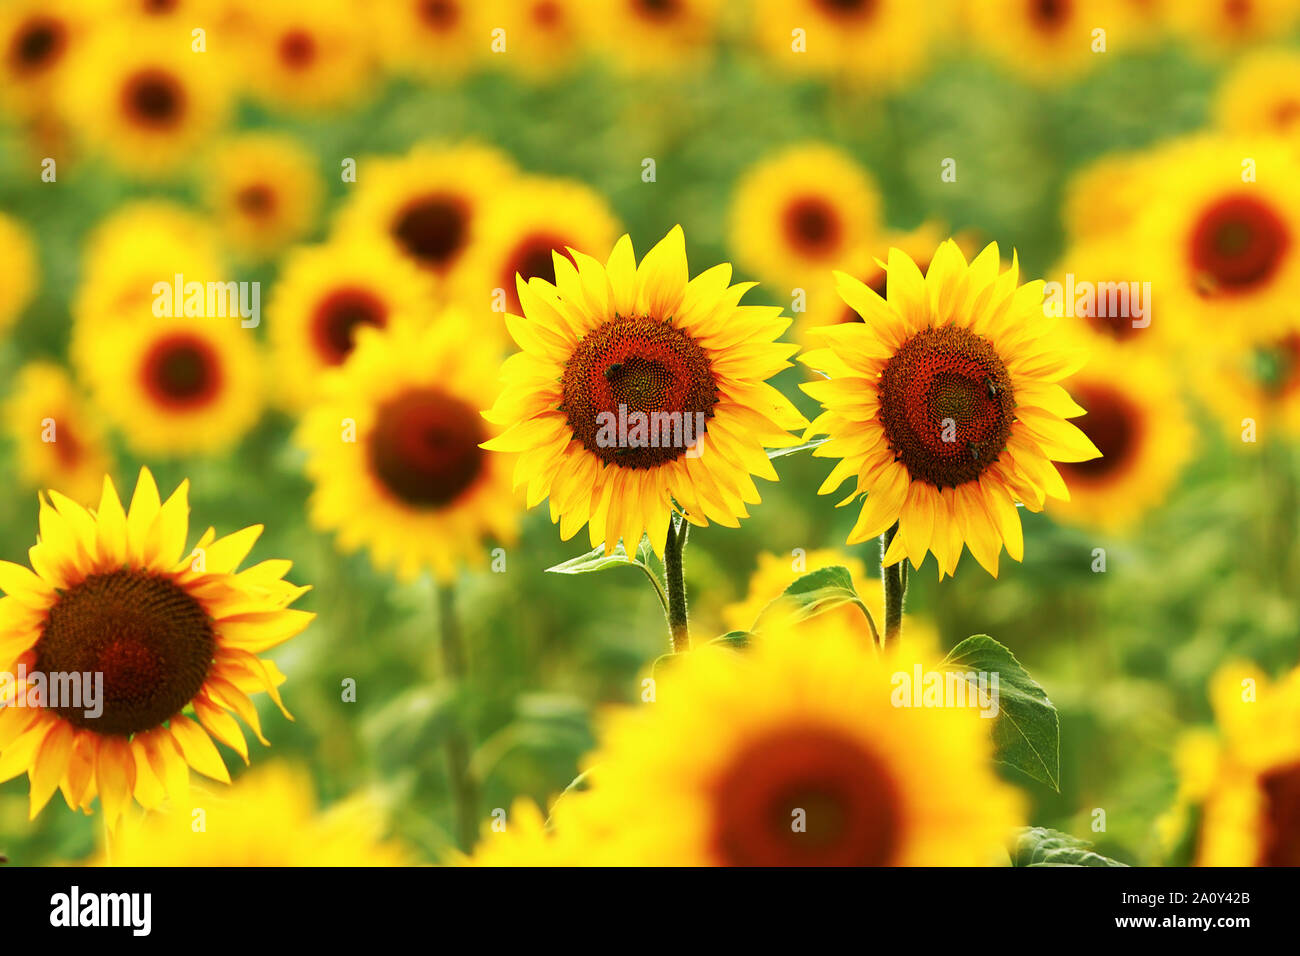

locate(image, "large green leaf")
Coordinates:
546 536 667 611
751 565 879 643
942 635 1060 791
1011 827 1128 867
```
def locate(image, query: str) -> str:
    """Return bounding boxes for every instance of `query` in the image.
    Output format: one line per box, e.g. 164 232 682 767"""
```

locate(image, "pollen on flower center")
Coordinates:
560 314 719 469
711 726 900 866
368 387 486 507
1190 194 1291 296
33 570 215 736
878 325 1015 488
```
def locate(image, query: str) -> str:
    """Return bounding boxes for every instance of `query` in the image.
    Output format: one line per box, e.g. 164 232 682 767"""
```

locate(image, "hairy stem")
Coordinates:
663 515 691 653
881 522 905 645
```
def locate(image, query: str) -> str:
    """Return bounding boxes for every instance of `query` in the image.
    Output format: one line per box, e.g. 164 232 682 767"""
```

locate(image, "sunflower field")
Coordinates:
1 0 1299 876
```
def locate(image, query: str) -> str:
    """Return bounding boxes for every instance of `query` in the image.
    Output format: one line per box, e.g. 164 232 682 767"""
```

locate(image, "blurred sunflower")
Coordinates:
801 240 1099 577
451 175 621 320
80 313 264 457
267 238 437 410
92 763 408 865
1061 148 1155 246
0 212 38 333
484 0 585 80
332 142 517 286
1047 241 1170 353
964 0 1123 84
110 0 232 21
1168 662 1300 866
729 143 882 289
583 0 725 73
203 132 323 261
572 619 1023 865
1168 0 1300 55
456 796 585 866
58 23 232 177
1138 137 1300 345
296 319 519 582
3 362 113 507
372 0 485 79
751 0 939 87
1192 322 1300 443
1047 345 1193 533
0 468 312 828
235 0 377 111
1213 49 1300 140
0 0 89 121
482 226 807 557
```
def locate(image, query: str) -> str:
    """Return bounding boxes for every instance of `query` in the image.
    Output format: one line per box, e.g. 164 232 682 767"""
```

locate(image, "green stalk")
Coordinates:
881 522 906 645
436 582 479 853
663 515 691 652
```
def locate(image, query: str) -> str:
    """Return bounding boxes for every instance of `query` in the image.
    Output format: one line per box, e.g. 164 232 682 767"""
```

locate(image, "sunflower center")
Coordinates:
878 326 1014 488
419 0 459 29
52 422 83 468
532 0 562 26
143 0 180 12
10 16 66 72
814 0 878 20
392 194 470 270
235 182 277 218
1029 0 1071 31
560 314 719 469
1058 383 1137 483
368 387 486 507
278 29 317 70
33 571 215 736
1087 278 1147 341
121 69 186 129
502 233 569 309
635 0 680 21
311 287 389 364
1259 761 1300 866
141 334 222 410
782 196 842 258
711 726 900 866
1189 194 1290 296
1273 99 1300 131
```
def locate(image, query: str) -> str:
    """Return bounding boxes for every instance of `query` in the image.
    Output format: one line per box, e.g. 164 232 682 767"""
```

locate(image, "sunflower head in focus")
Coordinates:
58 22 232 177
268 238 438 411
4 362 114 507
801 239 1100 577
0 212 38 333
204 132 323 261
332 142 517 288
482 226 808 557
583 0 725 73
296 318 520 582
92 762 408 866
729 143 882 289
1047 344 1193 533
570 616 1023 865
0 468 312 829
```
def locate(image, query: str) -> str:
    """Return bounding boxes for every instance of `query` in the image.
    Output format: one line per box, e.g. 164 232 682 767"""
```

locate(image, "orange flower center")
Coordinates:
878 326 1014 488
1189 194 1290 297
311 287 389 364
814 0 878 21
34 571 215 736
711 726 901 866
9 16 66 74
140 334 223 411
392 193 471 270
121 68 186 130
1058 382 1137 484
782 196 842 259
368 387 486 507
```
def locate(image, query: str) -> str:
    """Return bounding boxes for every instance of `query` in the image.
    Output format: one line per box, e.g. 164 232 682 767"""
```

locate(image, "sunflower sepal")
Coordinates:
1010 827 1128 867
942 634 1060 791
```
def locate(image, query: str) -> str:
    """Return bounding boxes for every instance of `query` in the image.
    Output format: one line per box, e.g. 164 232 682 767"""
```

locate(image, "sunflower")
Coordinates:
0 468 312 828
801 239 1100 578
750 0 939 87
1213 49 1300 141
1136 136 1300 346
570 617 1023 865
331 142 517 288
203 132 323 261
1168 0 1300 56
450 175 621 321
0 0 90 121
91 762 408 865
1061 148 1157 246
1168 662 1300 866
268 239 438 411
482 0 586 80
296 319 519 582
233 0 377 111
1191 320 1300 443
482 226 808 557
1046 344 1193 533
963 0 1125 84
582 0 726 73
3 362 113 507
0 212 38 333
729 143 882 290
1046 240 1173 353
79 312 264 458
372 0 486 79
57 22 232 177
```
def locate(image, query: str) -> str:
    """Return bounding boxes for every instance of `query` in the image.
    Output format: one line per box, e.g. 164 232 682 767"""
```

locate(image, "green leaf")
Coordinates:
546 536 668 611
766 437 828 460
751 565 879 643
942 635 1060 791
1011 828 1128 867
708 630 751 650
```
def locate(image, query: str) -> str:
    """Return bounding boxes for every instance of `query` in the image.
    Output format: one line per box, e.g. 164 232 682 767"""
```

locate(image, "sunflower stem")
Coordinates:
436 582 479 854
663 515 691 653
881 522 905 645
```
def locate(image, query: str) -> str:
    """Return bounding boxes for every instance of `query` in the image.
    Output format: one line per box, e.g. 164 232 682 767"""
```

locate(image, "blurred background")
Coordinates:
2 0 1299 865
